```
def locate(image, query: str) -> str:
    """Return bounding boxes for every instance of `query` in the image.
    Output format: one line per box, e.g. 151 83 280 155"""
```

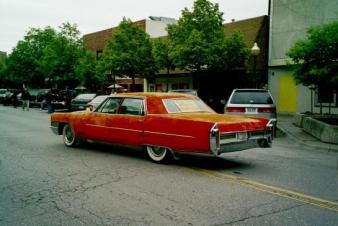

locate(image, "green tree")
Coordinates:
38 22 86 88
152 38 175 91
6 27 57 87
222 31 249 71
5 22 93 89
0 53 7 86
75 50 103 91
100 18 156 90
287 21 338 89
167 0 248 73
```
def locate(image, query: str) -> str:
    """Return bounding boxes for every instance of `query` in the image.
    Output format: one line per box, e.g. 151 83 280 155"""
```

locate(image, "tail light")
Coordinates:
258 107 276 113
210 124 220 155
226 107 245 113
266 119 277 130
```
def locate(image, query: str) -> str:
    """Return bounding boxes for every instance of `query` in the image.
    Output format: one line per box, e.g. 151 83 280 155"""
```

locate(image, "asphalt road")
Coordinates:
0 105 337 226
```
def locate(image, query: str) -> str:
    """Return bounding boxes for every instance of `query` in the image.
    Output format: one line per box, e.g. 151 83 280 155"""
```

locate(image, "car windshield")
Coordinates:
29 90 41 96
92 95 108 103
75 94 96 100
230 90 273 104
163 98 213 113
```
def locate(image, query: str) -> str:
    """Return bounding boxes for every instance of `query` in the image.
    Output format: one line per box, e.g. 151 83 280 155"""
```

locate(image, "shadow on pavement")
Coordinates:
64 141 253 171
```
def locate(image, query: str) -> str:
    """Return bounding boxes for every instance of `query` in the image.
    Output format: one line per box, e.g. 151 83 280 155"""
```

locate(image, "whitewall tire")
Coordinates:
62 124 76 147
146 146 170 163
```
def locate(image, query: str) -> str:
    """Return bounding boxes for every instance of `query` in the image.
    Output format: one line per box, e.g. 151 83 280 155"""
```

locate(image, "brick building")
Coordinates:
83 17 176 92
83 16 269 108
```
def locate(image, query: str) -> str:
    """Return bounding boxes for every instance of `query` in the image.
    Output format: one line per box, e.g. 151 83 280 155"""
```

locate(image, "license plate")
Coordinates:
237 132 248 140
246 107 257 113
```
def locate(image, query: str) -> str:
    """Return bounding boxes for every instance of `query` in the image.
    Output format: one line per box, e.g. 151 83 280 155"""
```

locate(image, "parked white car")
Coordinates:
225 89 277 135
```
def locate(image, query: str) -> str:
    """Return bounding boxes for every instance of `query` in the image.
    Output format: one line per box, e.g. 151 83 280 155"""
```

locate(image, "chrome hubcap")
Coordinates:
151 147 166 157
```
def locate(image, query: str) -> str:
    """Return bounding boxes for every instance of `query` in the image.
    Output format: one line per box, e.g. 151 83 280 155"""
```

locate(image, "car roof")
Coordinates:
233 89 269 92
113 92 197 99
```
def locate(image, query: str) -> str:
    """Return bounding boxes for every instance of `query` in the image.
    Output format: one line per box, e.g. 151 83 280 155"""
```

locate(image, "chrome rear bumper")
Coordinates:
210 123 273 156
217 134 272 155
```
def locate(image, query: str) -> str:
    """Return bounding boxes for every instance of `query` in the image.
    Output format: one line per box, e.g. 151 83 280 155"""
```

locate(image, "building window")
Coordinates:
179 83 189 89
171 83 190 90
315 87 337 107
171 84 178 90
155 84 163 92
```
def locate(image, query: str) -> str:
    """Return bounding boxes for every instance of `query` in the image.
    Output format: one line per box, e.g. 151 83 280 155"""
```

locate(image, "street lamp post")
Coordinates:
251 42 260 88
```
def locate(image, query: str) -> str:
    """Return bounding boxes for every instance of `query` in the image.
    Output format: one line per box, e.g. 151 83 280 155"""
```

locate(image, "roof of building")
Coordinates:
83 20 146 52
223 16 267 48
83 15 267 53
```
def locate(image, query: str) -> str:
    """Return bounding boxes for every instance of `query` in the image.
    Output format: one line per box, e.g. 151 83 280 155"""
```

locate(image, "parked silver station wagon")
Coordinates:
225 89 277 133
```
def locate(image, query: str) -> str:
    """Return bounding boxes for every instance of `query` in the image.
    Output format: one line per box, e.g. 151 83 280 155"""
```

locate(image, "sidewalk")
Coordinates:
277 114 338 152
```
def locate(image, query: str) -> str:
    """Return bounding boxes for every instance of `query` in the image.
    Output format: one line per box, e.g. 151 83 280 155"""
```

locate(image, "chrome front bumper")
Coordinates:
50 122 60 135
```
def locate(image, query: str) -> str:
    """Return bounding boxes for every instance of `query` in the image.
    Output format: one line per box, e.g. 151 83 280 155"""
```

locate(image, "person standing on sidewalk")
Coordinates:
45 89 54 114
21 88 30 111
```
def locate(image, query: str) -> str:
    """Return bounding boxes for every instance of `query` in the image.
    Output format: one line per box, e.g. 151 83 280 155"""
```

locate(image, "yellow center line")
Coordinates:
184 167 338 212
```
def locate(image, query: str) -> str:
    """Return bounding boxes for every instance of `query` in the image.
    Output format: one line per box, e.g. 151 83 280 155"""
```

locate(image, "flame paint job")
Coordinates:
51 93 269 154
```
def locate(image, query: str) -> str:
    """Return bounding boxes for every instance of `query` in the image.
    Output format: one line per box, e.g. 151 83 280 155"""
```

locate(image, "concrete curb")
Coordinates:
302 117 338 144
277 126 338 153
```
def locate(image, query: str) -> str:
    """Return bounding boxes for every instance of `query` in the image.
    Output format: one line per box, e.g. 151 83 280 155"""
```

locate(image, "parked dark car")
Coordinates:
0 89 8 104
5 89 21 106
28 89 49 107
71 93 97 111
0 89 20 106
58 89 77 110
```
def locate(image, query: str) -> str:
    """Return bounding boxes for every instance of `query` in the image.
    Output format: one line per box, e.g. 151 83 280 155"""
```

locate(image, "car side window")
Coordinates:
118 98 144 116
98 98 121 114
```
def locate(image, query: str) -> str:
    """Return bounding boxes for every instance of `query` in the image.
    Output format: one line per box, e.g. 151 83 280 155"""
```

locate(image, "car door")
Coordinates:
105 97 145 146
85 97 122 142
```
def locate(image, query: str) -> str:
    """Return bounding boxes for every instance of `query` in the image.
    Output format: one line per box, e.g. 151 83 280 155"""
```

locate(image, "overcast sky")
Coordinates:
0 0 268 53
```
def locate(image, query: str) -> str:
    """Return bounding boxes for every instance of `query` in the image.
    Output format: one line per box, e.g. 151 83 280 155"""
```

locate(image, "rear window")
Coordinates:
170 90 198 96
230 91 273 104
163 98 213 113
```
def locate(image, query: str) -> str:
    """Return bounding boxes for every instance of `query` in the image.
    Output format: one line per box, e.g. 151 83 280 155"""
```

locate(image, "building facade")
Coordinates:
268 0 338 114
83 16 269 110
83 17 177 92
150 16 269 101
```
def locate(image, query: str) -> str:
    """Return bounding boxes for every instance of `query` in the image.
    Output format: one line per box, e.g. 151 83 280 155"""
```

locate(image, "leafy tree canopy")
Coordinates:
75 50 103 91
5 22 93 89
167 0 248 72
168 0 224 71
287 21 338 89
152 38 176 91
38 22 86 88
99 18 156 87
6 26 57 87
152 38 175 73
